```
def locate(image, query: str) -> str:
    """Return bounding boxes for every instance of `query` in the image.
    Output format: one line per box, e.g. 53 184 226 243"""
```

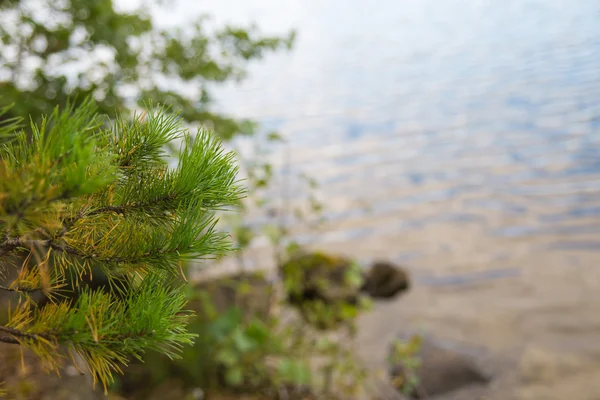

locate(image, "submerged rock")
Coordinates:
389 333 490 399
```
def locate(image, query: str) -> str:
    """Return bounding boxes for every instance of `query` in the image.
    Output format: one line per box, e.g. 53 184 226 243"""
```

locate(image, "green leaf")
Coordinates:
266 132 285 142
255 178 268 188
285 241 301 257
340 303 358 319
245 320 270 345
232 327 255 352
235 225 254 248
278 359 311 385
208 308 243 337
216 348 239 366
225 367 244 386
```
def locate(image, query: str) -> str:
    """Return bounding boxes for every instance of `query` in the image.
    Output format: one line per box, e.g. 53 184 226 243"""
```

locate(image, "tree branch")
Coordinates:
0 237 81 258
0 335 19 344
1 234 187 268
57 199 176 238
0 284 40 293
0 237 22 257
0 324 156 347
0 325 48 343
86 195 183 219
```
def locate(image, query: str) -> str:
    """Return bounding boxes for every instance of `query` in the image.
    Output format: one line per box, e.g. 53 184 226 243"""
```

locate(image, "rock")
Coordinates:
279 251 411 305
278 250 412 330
191 271 276 323
389 333 490 399
279 251 362 305
278 250 367 330
361 261 410 299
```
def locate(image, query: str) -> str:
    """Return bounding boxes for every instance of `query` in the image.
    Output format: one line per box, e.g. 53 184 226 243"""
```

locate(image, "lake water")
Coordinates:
167 1 600 397
160 0 600 280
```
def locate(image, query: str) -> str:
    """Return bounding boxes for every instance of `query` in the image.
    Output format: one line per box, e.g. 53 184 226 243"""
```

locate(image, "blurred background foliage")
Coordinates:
0 0 294 140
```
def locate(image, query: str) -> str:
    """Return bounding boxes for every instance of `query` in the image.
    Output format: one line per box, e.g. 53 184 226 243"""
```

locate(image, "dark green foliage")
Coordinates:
0 0 295 139
0 99 242 391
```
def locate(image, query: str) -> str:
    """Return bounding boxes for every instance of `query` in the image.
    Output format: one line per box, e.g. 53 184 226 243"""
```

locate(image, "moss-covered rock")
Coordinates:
279 251 364 305
278 250 411 330
278 250 368 330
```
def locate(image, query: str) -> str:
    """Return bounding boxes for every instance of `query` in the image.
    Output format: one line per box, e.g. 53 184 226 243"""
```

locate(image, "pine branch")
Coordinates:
0 99 117 225
0 237 20 257
0 284 40 293
0 325 50 343
1 99 243 391
5 273 196 391
0 336 19 344
0 237 81 258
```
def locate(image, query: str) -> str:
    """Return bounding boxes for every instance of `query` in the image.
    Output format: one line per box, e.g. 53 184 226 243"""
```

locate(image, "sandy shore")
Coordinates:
353 249 600 399
205 198 600 399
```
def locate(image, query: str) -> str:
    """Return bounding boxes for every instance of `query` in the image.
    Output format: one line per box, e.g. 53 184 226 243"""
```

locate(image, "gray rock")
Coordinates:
389 333 491 399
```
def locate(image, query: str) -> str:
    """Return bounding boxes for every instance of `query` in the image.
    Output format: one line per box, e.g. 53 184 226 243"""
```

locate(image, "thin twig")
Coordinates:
0 237 80 257
0 284 40 293
0 325 48 343
0 335 19 344
57 195 180 240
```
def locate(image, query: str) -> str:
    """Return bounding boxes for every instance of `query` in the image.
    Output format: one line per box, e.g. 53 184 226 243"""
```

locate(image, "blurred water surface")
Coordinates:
159 0 600 282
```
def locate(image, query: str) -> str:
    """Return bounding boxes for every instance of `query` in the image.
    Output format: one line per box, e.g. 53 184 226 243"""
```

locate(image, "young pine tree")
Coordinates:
0 99 243 392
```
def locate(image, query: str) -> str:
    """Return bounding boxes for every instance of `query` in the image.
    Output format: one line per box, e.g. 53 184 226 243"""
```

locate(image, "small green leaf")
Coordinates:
358 295 373 311
285 241 301 257
216 348 239 366
209 308 243 337
225 367 244 386
255 178 268 188
232 327 255 352
293 207 304 220
344 264 364 289
262 163 272 178
267 132 285 142
245 319 270 345
340 303 358 319
278 359 311 385
235 225 254 248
